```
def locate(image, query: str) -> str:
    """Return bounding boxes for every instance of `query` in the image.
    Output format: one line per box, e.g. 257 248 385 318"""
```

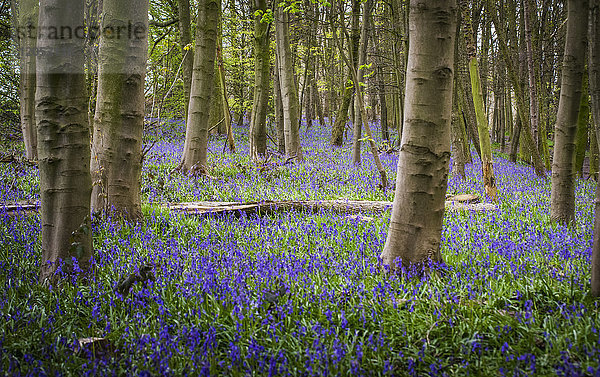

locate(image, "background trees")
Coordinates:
3 0 600 282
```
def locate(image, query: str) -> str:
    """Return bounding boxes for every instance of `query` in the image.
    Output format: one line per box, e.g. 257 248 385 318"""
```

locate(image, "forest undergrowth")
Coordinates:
0 119 598 376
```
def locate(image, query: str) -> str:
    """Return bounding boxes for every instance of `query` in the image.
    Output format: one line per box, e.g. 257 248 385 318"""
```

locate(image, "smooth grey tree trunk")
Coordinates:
90 0 148 220
550 0 589 224
180 0 220 173
249 0 270 160
275 6 302 161
36 0 92 283
589 0 600 296
381 0 457 269
17 0 38 160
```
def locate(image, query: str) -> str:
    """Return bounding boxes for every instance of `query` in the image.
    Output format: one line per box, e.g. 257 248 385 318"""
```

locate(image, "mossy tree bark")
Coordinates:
36 0 92 282
461 0 497 201
16 0 38 161
249 0 270 160
588 0 600 296
275 5 302 161
550 0 588 224
180 0 220 173
90 0 148 220
381 0 457 269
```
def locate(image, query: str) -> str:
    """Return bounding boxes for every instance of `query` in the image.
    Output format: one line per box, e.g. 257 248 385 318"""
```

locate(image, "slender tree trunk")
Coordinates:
574 74 590 176
178 0 193 119
461 0 498 200
330 0 360 146
180 0 220 173
17 0 38 161
275 6 302 160
90 0 148 220
313 81 325 126
249 0 270 160
36 0 92 282
381 0 457 269
351 0 373 165
215 35 235 151
273 56 286 154
550 0 588 224
588 0 600 296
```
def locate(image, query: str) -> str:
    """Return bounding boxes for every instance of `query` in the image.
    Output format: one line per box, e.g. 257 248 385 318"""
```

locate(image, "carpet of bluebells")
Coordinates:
1 119 599 376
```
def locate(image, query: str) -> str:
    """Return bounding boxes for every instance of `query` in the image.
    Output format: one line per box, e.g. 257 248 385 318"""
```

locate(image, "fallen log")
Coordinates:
166 198 496 216
1 196 496 218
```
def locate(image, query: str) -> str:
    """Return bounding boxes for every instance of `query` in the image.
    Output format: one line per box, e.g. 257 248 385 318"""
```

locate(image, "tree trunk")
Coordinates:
180 0 220 174
216 35 235 151
17 0 38 161
178 0 193 120
330 0 360 147
461 0 498 200
90 0 148 220
351 0 372 165
36 0 92 282
249 0 270 160
550 0 588 224
381 0 457 269
275 6 302 160
574 74 590 176
273 55 286 154
588 0 600 296
523 0 548 166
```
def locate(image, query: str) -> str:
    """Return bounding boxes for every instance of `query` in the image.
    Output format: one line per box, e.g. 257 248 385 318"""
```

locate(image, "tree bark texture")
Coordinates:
36 0 92 282
90 0 148 220
589 0 600 296
275 6 302 160
550 0 588 224
381 0 457 269
17 0 38 160
180 0 220 173
249 0 270 160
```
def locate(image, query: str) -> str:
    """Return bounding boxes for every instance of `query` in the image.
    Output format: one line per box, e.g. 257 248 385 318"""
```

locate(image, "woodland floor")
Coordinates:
0 119 599 376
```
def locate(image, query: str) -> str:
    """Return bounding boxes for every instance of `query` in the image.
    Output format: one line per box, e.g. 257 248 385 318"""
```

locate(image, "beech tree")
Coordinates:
90 0 149 220
380 0 457 269
249 0 271 160
15 0 38 161
36 0 92 282
275 3 302 161
550 0 588 224
179 0 220 173
589 0 600 296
